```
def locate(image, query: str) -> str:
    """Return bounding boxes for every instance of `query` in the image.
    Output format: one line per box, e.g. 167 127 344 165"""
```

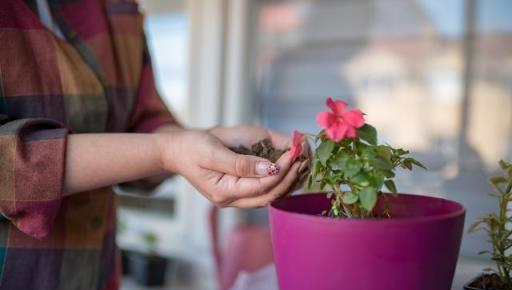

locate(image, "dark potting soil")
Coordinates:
229 139 286 163
466 273 512 290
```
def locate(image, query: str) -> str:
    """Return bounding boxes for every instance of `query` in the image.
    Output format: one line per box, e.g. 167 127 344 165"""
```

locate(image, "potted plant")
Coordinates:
128 232 170 286
116 218 131 276
268 97 466 290
465 160 512 290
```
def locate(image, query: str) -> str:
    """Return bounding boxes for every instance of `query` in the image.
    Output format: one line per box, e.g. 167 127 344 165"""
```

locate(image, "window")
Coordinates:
249 0 512 257
145 11 189 123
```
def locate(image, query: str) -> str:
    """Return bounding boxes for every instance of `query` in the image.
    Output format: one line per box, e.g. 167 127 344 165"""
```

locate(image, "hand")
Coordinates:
158 129 302 208
209 125 312 192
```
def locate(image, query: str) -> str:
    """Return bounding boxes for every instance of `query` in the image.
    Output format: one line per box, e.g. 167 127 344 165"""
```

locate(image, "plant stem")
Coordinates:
333 187 352 218
497 191 511 283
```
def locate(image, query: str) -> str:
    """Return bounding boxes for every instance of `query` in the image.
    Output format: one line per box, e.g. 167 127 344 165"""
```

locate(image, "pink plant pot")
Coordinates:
269 193 465 290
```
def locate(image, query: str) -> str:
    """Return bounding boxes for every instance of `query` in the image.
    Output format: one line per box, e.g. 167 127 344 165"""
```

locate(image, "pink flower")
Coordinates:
290 130 304 162
315 97 365 142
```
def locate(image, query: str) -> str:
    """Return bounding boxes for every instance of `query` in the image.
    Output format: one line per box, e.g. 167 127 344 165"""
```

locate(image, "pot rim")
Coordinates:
269 192 465 225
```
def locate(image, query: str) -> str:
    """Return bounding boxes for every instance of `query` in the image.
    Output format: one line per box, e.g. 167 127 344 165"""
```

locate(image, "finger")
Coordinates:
303 139 312 157
267 129 292 150
229 162 301 208
204 143 279 178
291 161 311 192
211 151 294 201
298 159 309 173
301 141 313 171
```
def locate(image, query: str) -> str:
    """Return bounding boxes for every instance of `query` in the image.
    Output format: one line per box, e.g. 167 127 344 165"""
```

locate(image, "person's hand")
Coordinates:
157 129 302 208
209 125 312 191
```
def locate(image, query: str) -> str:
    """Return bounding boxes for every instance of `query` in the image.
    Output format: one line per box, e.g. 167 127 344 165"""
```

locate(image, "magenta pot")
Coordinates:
269 193 465 290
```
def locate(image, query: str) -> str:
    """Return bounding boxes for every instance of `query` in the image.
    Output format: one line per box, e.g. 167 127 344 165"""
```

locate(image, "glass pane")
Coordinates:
250 0 512 257
145 11 189 123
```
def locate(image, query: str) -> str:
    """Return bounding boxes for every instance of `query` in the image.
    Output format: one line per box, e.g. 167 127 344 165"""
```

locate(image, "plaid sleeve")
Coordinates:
0 117 68 239
128 42 181 133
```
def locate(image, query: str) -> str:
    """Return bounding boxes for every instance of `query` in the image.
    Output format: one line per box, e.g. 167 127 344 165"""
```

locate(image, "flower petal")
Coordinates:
342 109 365 128
290 131 303 161
292 130 303 146
326 121 348 142
316 111 336 129
346 126 357 138
326 97 347 116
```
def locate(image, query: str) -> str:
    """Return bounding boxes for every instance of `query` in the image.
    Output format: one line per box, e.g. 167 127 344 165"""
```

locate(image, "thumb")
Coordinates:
206 146 280 177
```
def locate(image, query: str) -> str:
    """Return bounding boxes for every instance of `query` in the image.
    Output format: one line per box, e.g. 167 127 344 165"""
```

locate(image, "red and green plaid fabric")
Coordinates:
0 0 177 289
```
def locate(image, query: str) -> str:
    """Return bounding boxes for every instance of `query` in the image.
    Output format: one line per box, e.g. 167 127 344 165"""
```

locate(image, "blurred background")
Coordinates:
118 0 512 289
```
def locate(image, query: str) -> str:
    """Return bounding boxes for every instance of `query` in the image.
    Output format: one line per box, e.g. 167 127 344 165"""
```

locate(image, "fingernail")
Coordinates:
256 162 280 176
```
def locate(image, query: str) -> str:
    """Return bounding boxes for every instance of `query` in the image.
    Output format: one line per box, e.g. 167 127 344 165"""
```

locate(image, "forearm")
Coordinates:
153 123 183 134
64 133 167 195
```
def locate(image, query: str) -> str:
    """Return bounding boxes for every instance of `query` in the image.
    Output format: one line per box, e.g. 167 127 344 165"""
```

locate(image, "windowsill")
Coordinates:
120 255 493 290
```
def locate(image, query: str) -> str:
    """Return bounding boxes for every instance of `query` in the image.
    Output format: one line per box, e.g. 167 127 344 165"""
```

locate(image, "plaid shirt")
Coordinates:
0 1 177 289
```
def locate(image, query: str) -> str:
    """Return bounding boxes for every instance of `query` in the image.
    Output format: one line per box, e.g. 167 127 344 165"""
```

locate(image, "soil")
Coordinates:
229 139 287 163
467 273 512 290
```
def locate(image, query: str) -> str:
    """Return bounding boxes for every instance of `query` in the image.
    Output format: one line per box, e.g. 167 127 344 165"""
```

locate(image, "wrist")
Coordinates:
153 129 186 174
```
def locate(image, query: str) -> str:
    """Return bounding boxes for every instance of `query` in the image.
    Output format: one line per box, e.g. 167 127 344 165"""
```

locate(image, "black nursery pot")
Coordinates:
127 251 169 286
464 274 508 290
121 249 131 275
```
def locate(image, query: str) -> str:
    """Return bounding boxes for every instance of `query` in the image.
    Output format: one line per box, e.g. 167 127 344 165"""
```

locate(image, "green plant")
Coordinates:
293 97 425 218
143 232 159 256
117 217 126 235
469 160 512 288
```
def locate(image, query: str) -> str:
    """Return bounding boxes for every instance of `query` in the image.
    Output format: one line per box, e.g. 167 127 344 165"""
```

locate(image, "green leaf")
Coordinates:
320 179 327 190
352 172 370 187
317 140 335 166
405 158 427 170
402 160 413 170
378 169 395 178
369 173 385 190
360 187 377 211
344 159 362 178
342 192 358 205
487 192 501 198
357 124 378 145
324 176 337 188
361 147 376 160
394 148 409 156
307 174 313 190
490 176 508 186
499 160 511 170
384 180 397 194
372 156 393 170
376 146 392 160
330 154 349 170
468 220 485 233
312 160 323 175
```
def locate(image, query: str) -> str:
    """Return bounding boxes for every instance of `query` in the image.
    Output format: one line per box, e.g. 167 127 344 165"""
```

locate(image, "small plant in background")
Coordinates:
117 218 127 235
143 232 159 256
129 231 169 286
292 97 425 218
468 160 512 290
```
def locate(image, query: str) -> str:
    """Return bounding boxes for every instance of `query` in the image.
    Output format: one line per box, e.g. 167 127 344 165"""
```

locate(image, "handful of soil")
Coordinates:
229 139 286 163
